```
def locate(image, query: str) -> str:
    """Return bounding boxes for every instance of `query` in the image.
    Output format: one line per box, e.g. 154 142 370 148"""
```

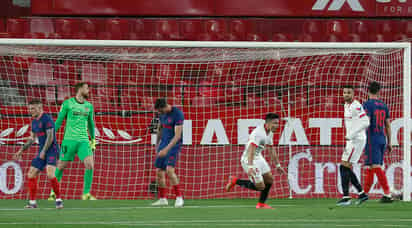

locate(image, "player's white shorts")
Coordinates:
342 138 366 163
241 156 271 184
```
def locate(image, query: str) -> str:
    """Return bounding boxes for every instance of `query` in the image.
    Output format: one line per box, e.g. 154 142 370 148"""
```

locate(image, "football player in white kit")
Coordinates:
225 113 286 209
337 85 370 206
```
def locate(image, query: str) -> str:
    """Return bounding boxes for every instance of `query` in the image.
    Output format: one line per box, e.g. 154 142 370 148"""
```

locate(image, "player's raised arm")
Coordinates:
385 118 392 153
14 131 35 161
55 100 69 132
267 146 286 175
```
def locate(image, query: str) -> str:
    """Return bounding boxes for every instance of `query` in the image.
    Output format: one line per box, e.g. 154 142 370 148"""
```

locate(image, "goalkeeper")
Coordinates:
49 82 97 200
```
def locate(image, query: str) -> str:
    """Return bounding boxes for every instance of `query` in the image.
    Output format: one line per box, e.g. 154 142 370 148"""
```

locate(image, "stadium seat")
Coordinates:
53 64 78 85
203 19 227 41
156 63 182 84
120 87 140 110
105 18 131 40
368 33 387 42
6 18 29 37
77 19 99 38
128 19 145 40
297 33 317 42
377 21 397 35
181 19 203 40
81 63 107 85
346 33 362 42
45 87 56 104
155 20 180 40
47 32 62 39
228 19 253 40
0 18 5 32
393 33 408 41
302 20 322 34
401 20 412 35
30 18 54 33
325 20 349 36
325 34 342 42
191 96 217 107
245 33 266 41
352 20 369 35
25 86 47 103
89 86 119 112
57 86 72 103
28 63 53 85
55 18 80 38
272 33 294 42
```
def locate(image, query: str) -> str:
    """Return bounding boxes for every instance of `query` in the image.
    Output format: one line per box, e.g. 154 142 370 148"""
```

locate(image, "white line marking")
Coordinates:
0 204 296 211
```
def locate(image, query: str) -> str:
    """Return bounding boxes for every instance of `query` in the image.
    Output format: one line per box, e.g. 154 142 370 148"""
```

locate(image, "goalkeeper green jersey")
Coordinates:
55 97 95 142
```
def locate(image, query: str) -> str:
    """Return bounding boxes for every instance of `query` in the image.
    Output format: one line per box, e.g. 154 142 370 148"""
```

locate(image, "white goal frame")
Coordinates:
0 39 409 201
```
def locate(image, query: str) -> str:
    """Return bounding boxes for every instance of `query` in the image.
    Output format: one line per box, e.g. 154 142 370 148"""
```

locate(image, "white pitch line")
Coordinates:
0 204 296 211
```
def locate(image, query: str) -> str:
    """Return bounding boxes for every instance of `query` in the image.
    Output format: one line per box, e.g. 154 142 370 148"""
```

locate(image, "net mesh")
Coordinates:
0 45 406 199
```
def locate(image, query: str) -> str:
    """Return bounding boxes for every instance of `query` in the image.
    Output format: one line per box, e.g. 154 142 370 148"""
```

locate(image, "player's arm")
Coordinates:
159 125 182 156
13 132 35 160
385 118 392 153
88 105 96 151
39 129 54 160
156 124 162 149
267 146 286 174
247 143 258 177
55 100 69 132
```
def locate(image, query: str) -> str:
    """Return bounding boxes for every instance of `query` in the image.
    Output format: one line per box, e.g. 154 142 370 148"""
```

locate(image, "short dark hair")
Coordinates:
154 98 168 110
28 99 42 105
265 113 280 122
75 82 88 93
343 85 354 90
368 81 381 94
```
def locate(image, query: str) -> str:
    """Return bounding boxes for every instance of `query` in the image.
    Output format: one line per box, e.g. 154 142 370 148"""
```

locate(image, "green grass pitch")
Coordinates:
0 199 411 228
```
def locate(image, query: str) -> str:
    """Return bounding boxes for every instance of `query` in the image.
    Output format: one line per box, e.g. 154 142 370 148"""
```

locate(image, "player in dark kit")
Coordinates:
151 98 184 208
362 81 393 203
13 99 63 209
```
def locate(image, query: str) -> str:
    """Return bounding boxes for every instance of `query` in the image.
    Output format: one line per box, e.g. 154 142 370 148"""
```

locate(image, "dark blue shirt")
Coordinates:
158 107 184 150
31 113 58 153
363 99 390 144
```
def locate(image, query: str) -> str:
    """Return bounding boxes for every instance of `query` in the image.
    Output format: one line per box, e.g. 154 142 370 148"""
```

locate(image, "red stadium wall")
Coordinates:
32 0 412 17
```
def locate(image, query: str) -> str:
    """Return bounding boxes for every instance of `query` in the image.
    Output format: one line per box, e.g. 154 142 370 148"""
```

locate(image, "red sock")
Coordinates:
364 168 374 194
172 184 182 198
27 177 38 201
158 187 167 199
50 177 61 199
373 167 390 195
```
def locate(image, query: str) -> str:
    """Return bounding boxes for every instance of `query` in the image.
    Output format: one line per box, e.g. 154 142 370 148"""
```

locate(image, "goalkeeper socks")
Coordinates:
50 177 61 199
158 187 167 199
236 179 258 191
55 168 63 182
172 184 182 198
373 167 390 195
364 168 374 193
348 168 363 193
27 176 38 201
258 183 272 203
83 169 94 194
340 165 350 197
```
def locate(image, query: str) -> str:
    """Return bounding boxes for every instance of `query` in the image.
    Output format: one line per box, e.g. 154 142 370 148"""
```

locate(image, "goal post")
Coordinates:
0 39 409 201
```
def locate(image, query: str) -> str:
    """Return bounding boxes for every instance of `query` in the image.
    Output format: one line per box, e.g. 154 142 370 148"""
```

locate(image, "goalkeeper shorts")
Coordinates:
60 140 93 161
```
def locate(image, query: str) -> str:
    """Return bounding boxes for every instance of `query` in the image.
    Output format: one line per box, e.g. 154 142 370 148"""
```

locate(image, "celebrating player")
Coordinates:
13 99 63 209
337 85 369 206
151 98 184 208
225 113 286 209
49 82 97 200
362 81 393 203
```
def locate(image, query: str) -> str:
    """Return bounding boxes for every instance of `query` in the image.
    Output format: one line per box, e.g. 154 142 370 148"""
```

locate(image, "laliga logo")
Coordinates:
312 0 365 12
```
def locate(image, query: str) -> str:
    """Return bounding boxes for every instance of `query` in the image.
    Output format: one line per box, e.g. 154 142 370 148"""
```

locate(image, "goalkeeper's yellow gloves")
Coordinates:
90 139 96 151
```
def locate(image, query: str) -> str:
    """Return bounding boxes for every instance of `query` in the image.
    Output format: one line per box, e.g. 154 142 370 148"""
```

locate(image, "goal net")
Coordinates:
0 40 410 201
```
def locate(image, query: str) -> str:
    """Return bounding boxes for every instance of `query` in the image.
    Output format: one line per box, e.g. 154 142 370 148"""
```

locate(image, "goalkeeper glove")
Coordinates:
90 139 96 151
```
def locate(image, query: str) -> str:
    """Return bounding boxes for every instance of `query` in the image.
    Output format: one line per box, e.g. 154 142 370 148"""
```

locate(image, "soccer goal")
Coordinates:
0 39 410 201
